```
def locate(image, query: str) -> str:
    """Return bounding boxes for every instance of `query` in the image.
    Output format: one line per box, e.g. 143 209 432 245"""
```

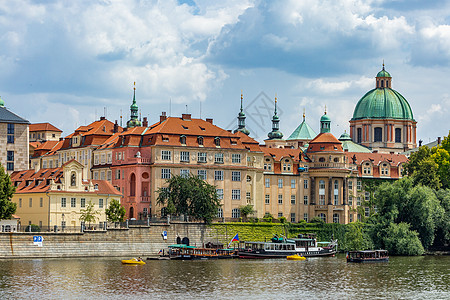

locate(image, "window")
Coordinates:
319 180 326 204
265 194 270 204
319 195 326 205
357 180 362 190
61 198 66 207
7 151 14 162
365 207 370 217
215 137 220 147
333 213 340 224
304 195 308 205
107 170 112 181
246 192 251 202
278 194 283 204
304 179 308 189
291 179 296 189
232 208 240 218
107 153 112 164
198 152 207 163
290 213 296 223
180 151 190 162
348 195 353 206
197 170 207 180
71 198 76 208
214 170 223 181
283 164 291 171
357 128 362 143
232 153 241 163
6 162 14 171
365 192 370 201
232 189 241 200
29 198 32 207
291 195 296 204
348 180 353 190
232 171 241 181
161 150 171 160
7 124 14 144
116 170 121 179
94 155 99 165
349 214 353 222
363 162 372 175
357 196 361 206
374 127 382 142
214 153 224 164
198 136 204 146
180 135 186 145
318 213 326 223
395 128 402 143
217 189 224 200
81 198 86 208
217 208 223 218
99 198 104 209
161 168 171 179
334 180 339 205
381 163 389 176
71 173 76 186
278 179 283 188
264 163 272 171
265 178 270 188
319 157 326 162
304 213 308 222
246 176 251 182
180 169 190 177
19 198 22 208
278 212 283 218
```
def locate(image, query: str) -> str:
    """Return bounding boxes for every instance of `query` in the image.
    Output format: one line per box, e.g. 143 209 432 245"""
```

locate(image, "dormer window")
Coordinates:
180 135 186 145
363 162 372 175
162 135 169 142
380 163 389 176
320 146 325 150
198 136 204 146
319 157 326 162
94 184 98 190
214 137 220 147
71 173 76 186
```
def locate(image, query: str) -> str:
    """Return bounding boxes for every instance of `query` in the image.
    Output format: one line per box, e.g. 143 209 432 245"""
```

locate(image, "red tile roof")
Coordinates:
307 133 343 152
346 152 408 166
29 123 62 133
262 147 302 162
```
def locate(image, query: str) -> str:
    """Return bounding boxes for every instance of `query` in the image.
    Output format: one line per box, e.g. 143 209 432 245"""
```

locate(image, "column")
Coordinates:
310 177 315 205
328 177 333 205
343 177 347 205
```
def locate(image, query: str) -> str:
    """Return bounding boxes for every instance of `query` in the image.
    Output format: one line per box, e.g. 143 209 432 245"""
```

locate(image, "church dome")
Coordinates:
352 67 414 121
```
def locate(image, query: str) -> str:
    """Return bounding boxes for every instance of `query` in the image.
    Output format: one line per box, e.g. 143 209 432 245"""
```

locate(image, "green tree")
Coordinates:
239 204 256 221
79 201 100 228
342 222 373 251
383 222 424 256
105 199 126 223
0 164 16 220
434 189 450 248
157 174 221 225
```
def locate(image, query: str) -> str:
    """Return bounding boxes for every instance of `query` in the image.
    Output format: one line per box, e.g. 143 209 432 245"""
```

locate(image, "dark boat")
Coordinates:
346 250 389 263
166 244 237 260
238 235 337 259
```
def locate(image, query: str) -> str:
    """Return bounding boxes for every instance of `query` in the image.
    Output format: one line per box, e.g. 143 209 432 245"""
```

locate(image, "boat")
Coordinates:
121 258 146 265
346 250 389 263
287 254 306 261
238 234 337 259
167 244 238 260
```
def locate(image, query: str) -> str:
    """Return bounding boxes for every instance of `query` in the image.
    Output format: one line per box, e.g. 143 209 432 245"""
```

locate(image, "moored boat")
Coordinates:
167 244 238 260
346 250 389 263
238 234 337 259
121 258 146 265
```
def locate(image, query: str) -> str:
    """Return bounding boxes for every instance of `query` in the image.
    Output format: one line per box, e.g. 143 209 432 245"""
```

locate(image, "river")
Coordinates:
0 255 449 299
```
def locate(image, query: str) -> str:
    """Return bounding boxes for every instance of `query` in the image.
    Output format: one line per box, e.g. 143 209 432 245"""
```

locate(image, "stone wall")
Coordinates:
0 222 212 258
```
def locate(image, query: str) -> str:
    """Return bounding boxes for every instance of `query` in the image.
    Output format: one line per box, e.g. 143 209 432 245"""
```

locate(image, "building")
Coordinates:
29 123 62 142
10 160 122 229
350 65 417 153
0 97 30 174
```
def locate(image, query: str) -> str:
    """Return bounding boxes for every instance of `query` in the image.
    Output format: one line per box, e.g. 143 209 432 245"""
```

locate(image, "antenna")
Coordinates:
186 105 188 114
120 109 123 127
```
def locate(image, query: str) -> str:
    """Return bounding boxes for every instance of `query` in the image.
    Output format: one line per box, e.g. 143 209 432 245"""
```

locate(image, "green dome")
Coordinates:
338 132 351 141
352 88 414 121
377 69 391 78
320 114 331 122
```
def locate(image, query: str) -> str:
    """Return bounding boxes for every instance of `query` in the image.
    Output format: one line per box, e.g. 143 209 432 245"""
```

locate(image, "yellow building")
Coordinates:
10 160 122 230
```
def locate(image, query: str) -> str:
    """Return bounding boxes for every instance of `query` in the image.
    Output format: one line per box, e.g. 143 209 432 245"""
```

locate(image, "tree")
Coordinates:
434 189 450 248
79 201 100 228
0 164 16 220
383 222 424 256
157 174 221 225
239 204 256 221
342 222 373 251
105 199 126 223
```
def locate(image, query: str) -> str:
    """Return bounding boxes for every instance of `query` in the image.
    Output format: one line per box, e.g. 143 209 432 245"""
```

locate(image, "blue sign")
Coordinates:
162 231 167 240
33 236 43 243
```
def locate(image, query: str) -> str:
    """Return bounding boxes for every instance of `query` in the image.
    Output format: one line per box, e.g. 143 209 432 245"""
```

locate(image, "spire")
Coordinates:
320 107 331 134
303 108 305 122
127 82 142 128
267 95 283 140
234 90 250 135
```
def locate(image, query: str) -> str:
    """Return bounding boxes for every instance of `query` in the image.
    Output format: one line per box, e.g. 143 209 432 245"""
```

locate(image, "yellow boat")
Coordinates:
287 254 306 261
121 258 146 265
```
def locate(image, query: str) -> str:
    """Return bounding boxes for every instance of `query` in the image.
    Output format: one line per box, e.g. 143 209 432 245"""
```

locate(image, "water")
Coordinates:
0 255 449 299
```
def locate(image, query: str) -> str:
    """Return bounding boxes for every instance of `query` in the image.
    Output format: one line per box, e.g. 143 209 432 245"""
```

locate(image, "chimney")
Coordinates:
438 137 441 145
142 117 148 127
100 116 106 120
59 137 64 141
114 120 118 133
160 112 167 122
206 118 213 124
181 113 191 121
419 139 423 147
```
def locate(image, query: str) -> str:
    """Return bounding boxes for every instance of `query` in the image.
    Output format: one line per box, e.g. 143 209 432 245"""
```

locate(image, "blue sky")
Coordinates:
1 0 450 143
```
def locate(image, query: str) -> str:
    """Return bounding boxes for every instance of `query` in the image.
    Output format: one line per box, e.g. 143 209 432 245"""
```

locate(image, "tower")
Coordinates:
234 91 250 135
127 82 142 128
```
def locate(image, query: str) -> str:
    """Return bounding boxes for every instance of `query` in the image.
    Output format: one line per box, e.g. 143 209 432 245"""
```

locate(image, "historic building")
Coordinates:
10 160 122 228
350 65 417 153
29 123 62 142
0 97 30 174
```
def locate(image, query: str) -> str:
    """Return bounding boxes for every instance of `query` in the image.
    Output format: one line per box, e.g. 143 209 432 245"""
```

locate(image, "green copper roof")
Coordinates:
339 132 371 153
377 69 391 78
320 114 331 122
287 117 317 141
352 88 414 120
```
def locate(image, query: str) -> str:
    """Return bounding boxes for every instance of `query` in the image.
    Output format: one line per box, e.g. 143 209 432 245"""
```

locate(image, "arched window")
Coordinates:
318 213 326 223
333 213 340 224
333 157 339 163
357 128 362 143
380 163 389 176
247 175 251 182
319 180 326 205
130 173 136 196
70 172 76 186
232 208 240 218
217 208 223 218
129 206 134 219
374 127 382 142
334 180 339 205
180 135 186 145
395 128 402 143
319 157 326 162
214 137 220 147
363 162 372 175
198 136 204 146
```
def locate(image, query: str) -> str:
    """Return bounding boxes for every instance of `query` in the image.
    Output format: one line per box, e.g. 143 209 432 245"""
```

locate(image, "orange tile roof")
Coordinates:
262 147 302 162
307 133 343 152
346 152 408 166
29 122 62 133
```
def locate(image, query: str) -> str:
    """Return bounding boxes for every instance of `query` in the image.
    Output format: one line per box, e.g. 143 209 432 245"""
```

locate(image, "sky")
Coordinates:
1 0 450 144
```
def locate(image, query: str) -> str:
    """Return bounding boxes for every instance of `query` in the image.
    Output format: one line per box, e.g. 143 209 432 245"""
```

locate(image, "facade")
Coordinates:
10 160 122 229
29 123 62 142
0 97 30 174
350 65 417 153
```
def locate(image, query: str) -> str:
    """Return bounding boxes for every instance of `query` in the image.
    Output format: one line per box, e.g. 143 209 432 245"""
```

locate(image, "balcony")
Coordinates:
113 157 152 166
126 196 151 203
310 162 347 169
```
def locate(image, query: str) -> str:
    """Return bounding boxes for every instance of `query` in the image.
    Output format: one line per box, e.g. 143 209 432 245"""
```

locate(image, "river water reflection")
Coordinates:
0 255 449 299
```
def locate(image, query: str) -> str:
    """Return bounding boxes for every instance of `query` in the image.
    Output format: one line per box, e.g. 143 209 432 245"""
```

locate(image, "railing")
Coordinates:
112 157 152 166
310 162 347 169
